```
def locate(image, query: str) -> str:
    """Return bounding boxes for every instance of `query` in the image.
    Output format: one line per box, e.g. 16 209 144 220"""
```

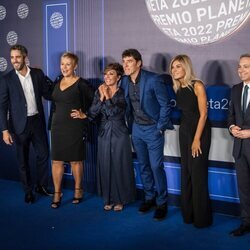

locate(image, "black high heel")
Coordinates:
72 188 83 204
51 192 62 209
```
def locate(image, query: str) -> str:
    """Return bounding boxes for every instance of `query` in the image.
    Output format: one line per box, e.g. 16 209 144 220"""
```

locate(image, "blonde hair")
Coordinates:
169 54 201 92
61 52 79 66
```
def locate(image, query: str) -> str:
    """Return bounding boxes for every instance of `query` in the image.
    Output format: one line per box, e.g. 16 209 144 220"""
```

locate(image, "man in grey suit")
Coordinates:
228 54 250 236
0 44 53 203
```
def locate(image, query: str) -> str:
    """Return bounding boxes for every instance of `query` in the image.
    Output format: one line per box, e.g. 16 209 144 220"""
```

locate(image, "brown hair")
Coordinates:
10 44 28 57
104 63 124 76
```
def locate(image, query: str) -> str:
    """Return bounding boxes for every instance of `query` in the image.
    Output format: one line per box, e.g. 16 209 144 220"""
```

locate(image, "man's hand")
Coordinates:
2 130 13 145
233 129 250 139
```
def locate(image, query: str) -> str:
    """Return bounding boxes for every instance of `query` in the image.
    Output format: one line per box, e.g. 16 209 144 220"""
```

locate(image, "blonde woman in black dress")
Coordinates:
50 52 93 208
169 55 212 227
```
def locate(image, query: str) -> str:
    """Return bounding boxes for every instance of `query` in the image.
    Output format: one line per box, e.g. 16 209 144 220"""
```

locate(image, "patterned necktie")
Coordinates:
242 85 249 114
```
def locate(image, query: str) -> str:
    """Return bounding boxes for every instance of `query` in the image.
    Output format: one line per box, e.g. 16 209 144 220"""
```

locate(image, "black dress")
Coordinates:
176 82 212 228
88 88 136 205
51 77 93 161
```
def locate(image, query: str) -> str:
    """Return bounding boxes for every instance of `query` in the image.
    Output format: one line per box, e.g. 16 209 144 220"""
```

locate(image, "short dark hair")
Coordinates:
122 48 142 62
10 44 28 56
104 63 124 76
240 54 250 59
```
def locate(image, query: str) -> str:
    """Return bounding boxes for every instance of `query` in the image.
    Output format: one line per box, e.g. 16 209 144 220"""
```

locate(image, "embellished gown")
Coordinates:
176 82 212 227
88 88 136 205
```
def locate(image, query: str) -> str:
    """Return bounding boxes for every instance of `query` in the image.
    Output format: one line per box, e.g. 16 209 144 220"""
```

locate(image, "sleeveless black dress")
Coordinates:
176 82 212 228
51 78 92 161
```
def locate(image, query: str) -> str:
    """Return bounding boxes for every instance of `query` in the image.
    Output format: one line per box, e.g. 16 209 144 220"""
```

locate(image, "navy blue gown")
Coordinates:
88 88 136 205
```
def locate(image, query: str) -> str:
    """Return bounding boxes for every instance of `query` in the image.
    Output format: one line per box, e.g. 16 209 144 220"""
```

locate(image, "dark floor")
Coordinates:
0 179 250 250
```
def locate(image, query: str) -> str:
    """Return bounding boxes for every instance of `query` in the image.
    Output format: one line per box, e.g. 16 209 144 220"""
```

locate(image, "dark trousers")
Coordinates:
132 123 167 206
235 140 250 226
179 126 212 227
14 115 49 193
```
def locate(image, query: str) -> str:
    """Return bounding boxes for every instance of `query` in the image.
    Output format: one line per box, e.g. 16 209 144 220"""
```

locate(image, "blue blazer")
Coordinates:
228 82 250 159
0 68 52 134
120 69 173 132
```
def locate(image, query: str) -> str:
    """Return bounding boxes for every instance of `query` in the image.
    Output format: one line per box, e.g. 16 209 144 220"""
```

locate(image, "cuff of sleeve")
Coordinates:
229 125 235 132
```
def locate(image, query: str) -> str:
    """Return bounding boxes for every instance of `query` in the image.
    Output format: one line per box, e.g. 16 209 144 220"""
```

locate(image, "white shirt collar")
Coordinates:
15 65 30 78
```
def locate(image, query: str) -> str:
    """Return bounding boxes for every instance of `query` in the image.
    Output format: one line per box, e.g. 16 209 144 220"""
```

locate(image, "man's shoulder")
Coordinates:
231 82 243 90
141 69 162 82
29 67 44 75
141 69 157 77
3 69 15 79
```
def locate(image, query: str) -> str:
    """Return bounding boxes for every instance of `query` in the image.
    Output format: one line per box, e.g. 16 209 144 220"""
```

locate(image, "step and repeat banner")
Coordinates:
0 0 250 207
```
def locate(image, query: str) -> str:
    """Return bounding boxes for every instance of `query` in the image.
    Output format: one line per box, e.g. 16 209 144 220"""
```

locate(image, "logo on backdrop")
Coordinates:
0 5 6 20
6 31 18 46
17 3 29 19
50 12 64 29
0 57 7 72
0 3 31 73
145 0 250 45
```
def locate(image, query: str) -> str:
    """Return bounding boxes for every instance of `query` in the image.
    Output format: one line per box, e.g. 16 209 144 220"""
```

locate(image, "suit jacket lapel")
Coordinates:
11 71 26 100
30 68 39 103
140 70 145 106
236 83 243 113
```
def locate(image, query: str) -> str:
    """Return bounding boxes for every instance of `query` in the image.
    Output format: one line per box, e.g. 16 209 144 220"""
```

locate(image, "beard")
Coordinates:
13 62 26 71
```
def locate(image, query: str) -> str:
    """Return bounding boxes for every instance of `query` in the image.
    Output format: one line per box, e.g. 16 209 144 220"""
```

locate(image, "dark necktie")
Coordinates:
242 85 249 114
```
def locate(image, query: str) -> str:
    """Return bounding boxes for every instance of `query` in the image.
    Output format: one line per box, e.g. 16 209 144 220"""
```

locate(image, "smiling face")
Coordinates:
171 60 186 83
104 69 120 86
238 56 250 83
122 56 141 80
10 49 26 72
60 56 77 77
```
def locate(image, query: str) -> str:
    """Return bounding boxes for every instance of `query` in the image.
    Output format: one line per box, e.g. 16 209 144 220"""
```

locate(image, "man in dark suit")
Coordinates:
0 44 53 203
228 54 250 236
121 49 173 220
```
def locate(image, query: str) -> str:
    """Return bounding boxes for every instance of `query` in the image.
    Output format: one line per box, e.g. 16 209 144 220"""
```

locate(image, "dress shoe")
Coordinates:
24 192 35 204
35 186 53 196
138 199 156 213
153 203 167 221
230 224 250 236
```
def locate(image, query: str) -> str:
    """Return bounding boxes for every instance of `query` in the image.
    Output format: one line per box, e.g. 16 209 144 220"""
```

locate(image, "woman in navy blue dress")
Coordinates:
83 63 136 211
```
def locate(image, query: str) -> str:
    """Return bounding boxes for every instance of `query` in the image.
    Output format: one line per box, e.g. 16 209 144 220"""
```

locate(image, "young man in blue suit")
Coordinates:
0 44 53 203
228 54 250 236
121 49 173 220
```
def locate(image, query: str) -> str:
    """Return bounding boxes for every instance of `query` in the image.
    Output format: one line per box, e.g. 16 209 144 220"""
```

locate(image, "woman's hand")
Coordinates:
98 84 111 101
70 109 87 119
191 139 202 158
98 84 105 101
103 84 111 99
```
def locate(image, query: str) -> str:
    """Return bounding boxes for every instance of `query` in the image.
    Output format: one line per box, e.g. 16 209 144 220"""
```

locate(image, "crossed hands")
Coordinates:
231 126 250 139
